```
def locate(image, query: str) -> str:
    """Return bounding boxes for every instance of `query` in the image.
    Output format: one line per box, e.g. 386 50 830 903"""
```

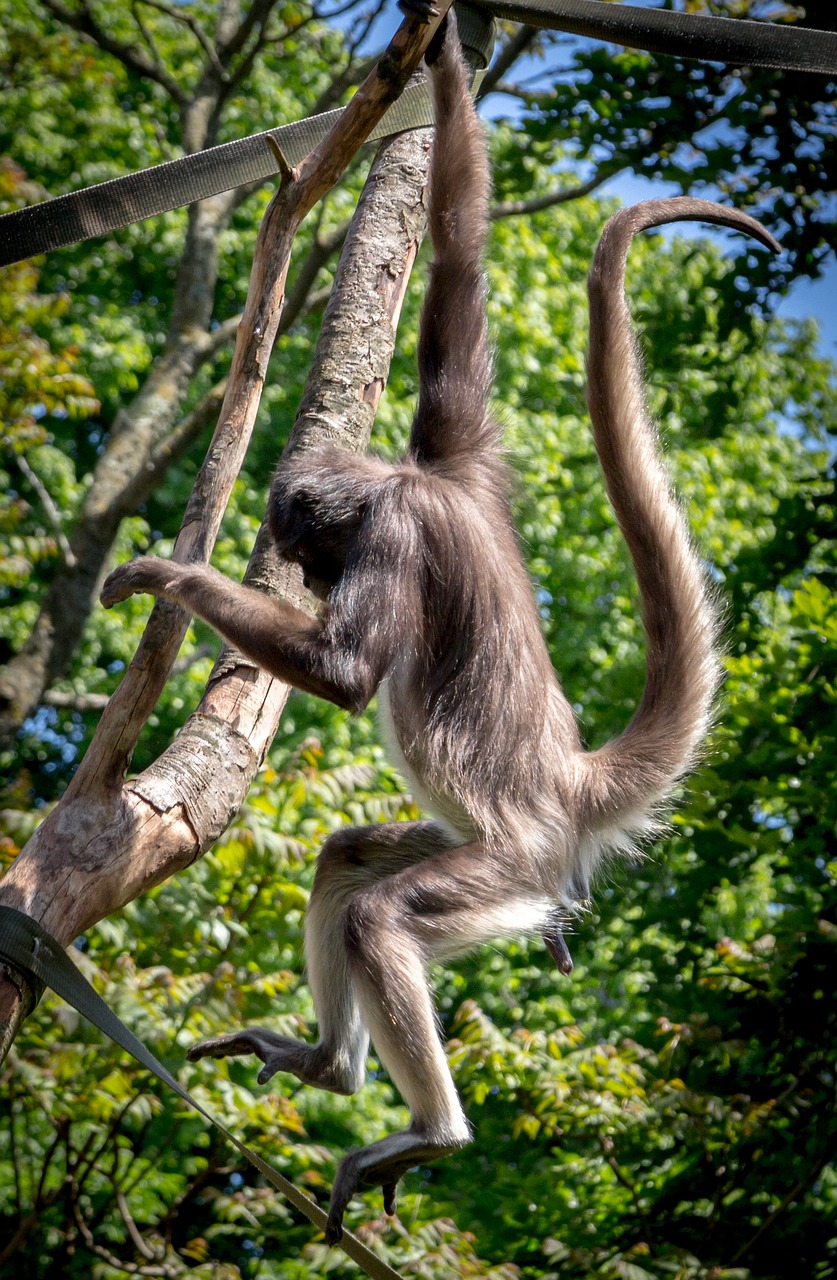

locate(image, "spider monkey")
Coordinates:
100 2 779 1244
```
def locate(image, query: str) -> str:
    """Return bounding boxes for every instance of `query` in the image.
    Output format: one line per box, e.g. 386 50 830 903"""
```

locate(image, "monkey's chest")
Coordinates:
376 676 476 844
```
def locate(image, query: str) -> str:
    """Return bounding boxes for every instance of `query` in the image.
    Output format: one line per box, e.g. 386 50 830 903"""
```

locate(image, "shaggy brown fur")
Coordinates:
101 7 779 1243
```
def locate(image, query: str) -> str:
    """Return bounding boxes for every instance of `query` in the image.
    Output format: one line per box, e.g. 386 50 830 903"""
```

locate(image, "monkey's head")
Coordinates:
268 445 392 600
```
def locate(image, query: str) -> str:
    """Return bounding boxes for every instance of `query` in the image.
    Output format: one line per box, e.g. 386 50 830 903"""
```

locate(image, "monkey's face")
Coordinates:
268 445 386 598
294 541 344 601
270 492 359 601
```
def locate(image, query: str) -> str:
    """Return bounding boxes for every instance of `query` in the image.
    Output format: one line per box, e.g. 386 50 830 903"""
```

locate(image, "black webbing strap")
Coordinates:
0 905 404 1280
481 0 837 75
0 2 495 268
1 1 833 268
0 83 440 268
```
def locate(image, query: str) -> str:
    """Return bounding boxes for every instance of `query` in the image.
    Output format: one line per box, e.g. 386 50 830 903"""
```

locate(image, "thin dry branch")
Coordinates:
16 454 77 570
490 167 617 219
477 22 540 98
137 0 226 77
39 0 186 104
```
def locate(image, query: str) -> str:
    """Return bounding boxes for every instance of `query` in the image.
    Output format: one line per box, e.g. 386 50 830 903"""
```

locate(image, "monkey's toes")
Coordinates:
186 1031 263 1062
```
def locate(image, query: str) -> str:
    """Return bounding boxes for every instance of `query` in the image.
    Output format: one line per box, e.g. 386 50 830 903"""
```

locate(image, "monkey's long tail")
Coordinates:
582 197 779 831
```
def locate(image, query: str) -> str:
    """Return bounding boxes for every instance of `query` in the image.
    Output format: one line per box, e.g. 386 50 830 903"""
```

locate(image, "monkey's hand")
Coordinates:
396 0 439 21
325 1129 469 1245
100 555 180 608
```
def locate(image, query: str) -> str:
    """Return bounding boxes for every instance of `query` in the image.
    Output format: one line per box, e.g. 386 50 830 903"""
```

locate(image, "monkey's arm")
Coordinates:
408 11 496 466
100 556 380 712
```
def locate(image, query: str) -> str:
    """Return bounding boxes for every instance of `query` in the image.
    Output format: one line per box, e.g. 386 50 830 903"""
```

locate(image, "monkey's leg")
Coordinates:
325 843 550 1242
188 822 455 1094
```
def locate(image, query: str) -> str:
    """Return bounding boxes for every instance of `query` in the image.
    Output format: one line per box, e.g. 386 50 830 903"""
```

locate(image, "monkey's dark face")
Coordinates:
289 536 346 600
269 487 361 601
268 445 388 601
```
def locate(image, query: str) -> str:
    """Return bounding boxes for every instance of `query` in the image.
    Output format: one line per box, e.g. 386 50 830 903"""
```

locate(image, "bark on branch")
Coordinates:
0 2 445 1058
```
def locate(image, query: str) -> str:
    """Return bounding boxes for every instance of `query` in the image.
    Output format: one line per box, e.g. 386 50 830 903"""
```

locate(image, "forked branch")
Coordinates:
0 0 448 1051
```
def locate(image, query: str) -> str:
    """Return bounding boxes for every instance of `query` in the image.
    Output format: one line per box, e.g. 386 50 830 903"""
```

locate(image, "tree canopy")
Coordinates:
1 2 835 1278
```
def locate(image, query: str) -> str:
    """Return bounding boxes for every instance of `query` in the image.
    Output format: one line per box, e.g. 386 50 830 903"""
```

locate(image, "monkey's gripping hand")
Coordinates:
396 0 440 22
100 555 182 609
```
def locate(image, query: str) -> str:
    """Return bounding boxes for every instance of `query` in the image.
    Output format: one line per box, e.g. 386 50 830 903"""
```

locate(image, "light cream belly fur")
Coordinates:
376 676 477 846
375 679 556 947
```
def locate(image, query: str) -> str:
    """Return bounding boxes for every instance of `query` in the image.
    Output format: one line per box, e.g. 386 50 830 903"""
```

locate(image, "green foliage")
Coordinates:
2 3 837 1277
511 0 837 307
0 172 99 654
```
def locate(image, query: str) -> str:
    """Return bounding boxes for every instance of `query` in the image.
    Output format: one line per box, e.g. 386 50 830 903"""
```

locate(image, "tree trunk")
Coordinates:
0 3 443 1060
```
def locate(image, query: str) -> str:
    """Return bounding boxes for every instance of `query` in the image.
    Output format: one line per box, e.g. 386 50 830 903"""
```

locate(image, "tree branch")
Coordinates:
15 455 76 570
137 0 226 79
38 0 186 104
491 167 618 220
477 23 540 99
310 51 378 116
489 80 555 104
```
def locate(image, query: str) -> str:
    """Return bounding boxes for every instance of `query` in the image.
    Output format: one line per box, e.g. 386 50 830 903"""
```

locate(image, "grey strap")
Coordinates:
0 905 404 1280
480 0 837 74
0 2 495 268
1 0 833 267
0 82 441 268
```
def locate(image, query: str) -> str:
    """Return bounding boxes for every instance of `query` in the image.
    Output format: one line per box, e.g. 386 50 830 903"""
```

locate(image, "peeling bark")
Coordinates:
0 3 444 1061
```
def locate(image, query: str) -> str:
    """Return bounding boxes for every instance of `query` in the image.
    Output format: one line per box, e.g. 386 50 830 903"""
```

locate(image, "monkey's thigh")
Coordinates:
305 818 458 1021
310 819 459 907
346 839 551 962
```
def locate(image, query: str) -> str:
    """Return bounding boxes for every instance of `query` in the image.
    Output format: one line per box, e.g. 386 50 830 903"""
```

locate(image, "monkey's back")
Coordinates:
380 463 587 887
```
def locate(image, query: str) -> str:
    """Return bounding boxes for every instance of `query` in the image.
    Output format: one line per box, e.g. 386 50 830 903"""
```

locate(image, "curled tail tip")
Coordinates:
593 197 781 279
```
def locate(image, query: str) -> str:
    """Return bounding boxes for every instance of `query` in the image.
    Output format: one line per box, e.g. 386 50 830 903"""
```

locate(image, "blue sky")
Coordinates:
338 4 835 359
470 13 836 360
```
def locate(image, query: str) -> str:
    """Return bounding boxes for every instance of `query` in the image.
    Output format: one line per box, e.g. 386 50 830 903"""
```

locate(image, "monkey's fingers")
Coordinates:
396 0 440 22
100 564 144 609
382 1182 398 1217
100 555 168 609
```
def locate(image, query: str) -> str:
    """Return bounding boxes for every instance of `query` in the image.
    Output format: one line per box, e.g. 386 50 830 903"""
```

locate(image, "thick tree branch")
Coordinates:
215 0 280 72
0 0 446 1063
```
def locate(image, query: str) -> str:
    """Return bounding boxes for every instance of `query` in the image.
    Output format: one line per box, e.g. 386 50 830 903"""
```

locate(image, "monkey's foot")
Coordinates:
187 1027 363 1094
325 1127 470 1245
100 555 174 608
